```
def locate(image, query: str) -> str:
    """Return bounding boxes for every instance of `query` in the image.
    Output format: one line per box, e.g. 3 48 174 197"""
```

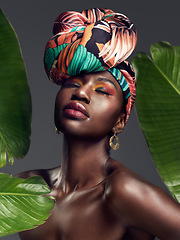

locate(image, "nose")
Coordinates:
71 84 90 104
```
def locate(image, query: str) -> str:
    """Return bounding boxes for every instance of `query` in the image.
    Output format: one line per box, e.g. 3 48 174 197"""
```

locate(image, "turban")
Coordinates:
44 8 137 123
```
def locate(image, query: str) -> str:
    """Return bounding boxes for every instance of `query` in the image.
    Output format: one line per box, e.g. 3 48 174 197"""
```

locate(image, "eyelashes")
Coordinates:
62 79 115 96
95 87 111 95
62 79 82 88
93 83 115 95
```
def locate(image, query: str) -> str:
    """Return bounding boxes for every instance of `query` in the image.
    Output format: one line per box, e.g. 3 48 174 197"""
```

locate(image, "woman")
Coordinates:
18 8 180 240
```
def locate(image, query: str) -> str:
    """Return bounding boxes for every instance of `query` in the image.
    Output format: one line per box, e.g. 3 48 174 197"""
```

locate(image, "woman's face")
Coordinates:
54 71 124 139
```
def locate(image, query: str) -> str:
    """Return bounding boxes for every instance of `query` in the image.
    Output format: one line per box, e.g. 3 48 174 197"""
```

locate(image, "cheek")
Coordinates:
91 98 122 133
54 90 68 128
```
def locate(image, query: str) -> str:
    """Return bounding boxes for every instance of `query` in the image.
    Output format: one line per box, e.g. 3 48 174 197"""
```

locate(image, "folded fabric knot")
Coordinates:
44 8 137 123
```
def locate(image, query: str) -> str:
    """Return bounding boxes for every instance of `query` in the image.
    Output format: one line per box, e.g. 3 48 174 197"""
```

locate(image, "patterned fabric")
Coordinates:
44 8 137 123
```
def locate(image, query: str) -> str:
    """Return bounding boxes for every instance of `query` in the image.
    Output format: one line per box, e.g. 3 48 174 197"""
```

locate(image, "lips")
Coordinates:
63 102 89 119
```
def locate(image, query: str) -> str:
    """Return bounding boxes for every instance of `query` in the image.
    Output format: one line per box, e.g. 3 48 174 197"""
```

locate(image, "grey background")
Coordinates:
0 0 179 239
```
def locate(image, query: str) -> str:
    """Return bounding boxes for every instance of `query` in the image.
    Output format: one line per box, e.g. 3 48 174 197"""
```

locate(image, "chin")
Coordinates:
58 122 110 142
56 117 88 136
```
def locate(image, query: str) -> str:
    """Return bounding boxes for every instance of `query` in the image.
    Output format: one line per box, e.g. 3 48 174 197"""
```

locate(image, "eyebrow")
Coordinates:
97 77 118 92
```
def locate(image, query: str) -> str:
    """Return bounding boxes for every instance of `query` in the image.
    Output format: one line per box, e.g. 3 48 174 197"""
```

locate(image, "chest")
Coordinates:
19 187 125 240
51 188 123 239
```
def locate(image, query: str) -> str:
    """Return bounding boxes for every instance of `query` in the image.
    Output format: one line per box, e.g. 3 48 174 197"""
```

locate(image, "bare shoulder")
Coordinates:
16 166 61 188
105 158 176 215
105 158 180 239
105 158 155 213
105 157 152 193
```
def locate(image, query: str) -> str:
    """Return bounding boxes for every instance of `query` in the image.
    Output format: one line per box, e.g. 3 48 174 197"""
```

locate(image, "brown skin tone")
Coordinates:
18 71 180 240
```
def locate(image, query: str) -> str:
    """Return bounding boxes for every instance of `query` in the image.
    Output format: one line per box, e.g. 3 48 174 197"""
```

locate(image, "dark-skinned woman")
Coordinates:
18 8 180 240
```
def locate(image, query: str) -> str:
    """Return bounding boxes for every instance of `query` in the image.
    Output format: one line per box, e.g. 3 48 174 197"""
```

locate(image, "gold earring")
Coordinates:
55 127 60 135
109 132 119 150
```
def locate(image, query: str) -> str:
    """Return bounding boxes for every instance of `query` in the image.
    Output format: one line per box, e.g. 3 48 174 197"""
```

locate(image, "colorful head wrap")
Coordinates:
44 8 137 123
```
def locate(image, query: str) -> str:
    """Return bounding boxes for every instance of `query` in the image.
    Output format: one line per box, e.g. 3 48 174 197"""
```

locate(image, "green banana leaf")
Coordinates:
0 9 32 167
0 10 55 236
132 42 180 202
0 173 55 237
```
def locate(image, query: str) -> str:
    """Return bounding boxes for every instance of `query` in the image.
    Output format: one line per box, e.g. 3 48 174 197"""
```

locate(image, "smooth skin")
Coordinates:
18 71 180 240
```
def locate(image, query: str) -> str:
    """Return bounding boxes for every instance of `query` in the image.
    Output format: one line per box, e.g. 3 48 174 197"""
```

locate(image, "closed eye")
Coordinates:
95 87 111 95
62 79 81 88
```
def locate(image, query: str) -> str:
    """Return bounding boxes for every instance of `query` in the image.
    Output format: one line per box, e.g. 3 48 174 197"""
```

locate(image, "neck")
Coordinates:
59 134 110 193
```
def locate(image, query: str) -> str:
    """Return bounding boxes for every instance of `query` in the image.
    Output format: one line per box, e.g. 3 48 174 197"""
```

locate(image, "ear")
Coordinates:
113 113 126 134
